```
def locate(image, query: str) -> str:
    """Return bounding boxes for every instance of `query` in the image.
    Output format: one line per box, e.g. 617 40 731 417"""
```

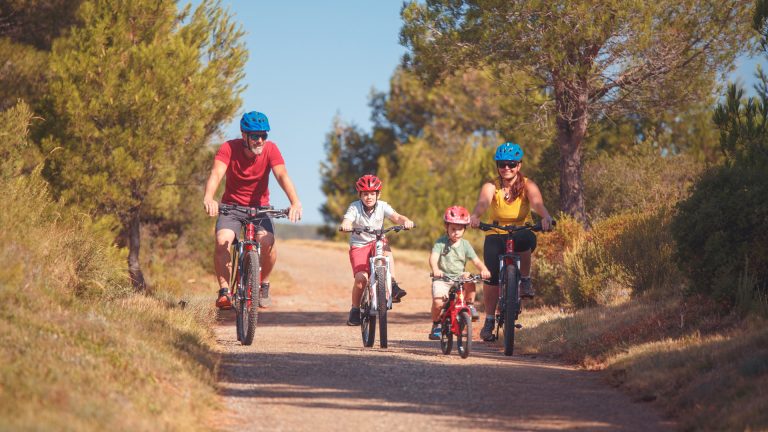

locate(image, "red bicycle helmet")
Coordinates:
444 206 470 225
355 174 382 192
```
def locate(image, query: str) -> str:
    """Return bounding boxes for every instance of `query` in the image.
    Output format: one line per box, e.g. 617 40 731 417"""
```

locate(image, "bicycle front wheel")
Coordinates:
361 286 376 347
503 265 520 356
240 250 261 346
457 311 472 359
440 315 453 355
375 266 388 348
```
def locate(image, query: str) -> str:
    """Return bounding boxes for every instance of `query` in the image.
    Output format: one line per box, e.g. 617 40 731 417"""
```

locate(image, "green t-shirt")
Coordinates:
432 235 478 277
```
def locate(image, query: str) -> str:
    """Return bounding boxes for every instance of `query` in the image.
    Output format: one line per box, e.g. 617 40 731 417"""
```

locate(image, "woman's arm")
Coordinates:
525 179 553 231
470 182 496 228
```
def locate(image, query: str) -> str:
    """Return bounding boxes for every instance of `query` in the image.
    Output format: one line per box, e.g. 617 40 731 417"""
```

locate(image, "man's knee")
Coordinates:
257 232 275 247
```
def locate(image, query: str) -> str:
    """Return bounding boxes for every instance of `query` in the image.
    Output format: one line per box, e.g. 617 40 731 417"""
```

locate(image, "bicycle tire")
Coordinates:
375 266 388 348
361 287 376 347
503 265 519 356
440 315 453 355
457 311 472 359
241 250 260 346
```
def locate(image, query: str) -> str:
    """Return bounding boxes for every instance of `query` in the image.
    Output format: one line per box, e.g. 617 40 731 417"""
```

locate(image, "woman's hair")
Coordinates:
498 172 526 201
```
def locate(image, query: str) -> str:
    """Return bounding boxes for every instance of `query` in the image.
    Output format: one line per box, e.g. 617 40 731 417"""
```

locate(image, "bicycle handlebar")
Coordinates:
478 219 556 233
338 224 415 235
430 274 483 283
218 203 289 219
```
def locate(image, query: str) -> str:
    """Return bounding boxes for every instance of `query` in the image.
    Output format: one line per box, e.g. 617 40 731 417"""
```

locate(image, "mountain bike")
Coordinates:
478 221 553 356
219 203 288 346
432 274 482 359
342 225 412 348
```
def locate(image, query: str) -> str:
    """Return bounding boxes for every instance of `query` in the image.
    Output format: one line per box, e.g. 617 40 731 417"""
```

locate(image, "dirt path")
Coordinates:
215 240 672 431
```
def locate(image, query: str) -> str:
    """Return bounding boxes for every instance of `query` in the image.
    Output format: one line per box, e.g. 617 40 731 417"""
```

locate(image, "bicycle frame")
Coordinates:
479 221 550 355
342 224 410 348
437 276 477 335
367 237 393 313
219 203 288 345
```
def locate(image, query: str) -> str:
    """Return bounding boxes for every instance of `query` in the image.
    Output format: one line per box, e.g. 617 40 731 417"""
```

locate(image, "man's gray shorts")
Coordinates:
216 205 275 238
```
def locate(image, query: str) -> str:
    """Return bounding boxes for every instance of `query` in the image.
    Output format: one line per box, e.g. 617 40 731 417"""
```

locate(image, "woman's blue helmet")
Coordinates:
494 142 524 161
240 111 270 132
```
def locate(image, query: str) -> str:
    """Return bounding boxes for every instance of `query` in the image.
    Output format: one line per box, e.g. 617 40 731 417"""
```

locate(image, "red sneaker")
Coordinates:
216 288 232 309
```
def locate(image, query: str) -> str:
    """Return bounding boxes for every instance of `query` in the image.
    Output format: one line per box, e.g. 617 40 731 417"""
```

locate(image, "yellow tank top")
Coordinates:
487 177 532 235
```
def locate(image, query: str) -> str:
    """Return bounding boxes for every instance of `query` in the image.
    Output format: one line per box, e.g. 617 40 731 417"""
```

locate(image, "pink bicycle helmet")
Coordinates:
355 174 383 192
444 206 470 225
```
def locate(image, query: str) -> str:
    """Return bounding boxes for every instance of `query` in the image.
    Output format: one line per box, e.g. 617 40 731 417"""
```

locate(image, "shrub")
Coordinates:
673 81 768 305
673 163 768 304
561 209 685 308
584 145 703 219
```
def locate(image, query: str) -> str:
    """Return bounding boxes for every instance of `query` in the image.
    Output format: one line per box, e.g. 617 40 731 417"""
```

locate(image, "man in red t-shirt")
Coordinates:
203 111 302 309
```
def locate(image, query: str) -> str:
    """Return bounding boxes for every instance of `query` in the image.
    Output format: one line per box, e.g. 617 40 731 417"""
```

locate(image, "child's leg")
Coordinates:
465 282 477 303
351 272 367 307
431 298 444 322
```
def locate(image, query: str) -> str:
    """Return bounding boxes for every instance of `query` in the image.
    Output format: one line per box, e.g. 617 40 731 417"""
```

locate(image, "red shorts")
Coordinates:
349 240 390 277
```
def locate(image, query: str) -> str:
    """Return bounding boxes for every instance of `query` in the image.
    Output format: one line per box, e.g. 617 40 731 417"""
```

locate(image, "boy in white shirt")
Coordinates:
339 174 414 326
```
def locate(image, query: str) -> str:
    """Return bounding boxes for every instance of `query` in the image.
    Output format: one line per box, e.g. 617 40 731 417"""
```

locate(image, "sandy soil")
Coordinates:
214 239 673 432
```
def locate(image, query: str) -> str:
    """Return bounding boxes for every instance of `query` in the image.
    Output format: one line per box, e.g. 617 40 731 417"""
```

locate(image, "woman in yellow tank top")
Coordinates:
469 142 554 342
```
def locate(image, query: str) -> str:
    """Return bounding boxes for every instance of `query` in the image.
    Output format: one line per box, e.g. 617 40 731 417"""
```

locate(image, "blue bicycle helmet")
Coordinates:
494 142 524 161
240 111 270 132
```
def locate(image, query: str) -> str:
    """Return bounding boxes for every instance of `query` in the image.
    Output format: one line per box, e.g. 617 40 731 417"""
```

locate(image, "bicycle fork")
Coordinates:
368 256 392 312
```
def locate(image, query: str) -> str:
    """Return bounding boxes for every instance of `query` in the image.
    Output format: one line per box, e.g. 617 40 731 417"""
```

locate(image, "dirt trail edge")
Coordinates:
214 239 672 432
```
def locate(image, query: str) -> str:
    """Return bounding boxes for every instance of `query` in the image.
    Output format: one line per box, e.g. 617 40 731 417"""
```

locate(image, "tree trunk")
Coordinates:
554 80 588 223
127 210 146 292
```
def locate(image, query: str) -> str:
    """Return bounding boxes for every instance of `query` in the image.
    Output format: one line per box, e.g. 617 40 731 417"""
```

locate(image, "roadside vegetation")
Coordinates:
2 0 767 431
318 1 768 430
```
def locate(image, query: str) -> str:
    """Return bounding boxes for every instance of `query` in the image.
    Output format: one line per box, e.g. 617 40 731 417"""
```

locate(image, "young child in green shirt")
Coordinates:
428 206 491 340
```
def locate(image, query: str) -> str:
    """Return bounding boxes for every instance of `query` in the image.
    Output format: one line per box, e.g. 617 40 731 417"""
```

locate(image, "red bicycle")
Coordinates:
433 274 482 359
219 203 288 346
478 221 553 356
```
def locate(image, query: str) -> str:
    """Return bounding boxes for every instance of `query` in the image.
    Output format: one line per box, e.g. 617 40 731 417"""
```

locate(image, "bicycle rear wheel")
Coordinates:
503 265 520 356
240 250 260 346
361 286 376 347
375 266 388 348
457 311 472 359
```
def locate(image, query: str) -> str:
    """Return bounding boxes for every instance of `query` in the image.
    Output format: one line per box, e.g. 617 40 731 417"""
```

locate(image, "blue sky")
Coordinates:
202 1 765 224
204 1 406 224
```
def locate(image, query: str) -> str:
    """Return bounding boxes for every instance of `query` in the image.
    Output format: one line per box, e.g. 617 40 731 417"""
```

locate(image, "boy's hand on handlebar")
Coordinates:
403 219 414 230
432 270 444 279
203 198 218 217
339 220 353 232
480 269 491 280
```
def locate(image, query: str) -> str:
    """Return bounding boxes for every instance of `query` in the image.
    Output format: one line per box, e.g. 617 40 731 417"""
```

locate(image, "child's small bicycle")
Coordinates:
219 203 288 346
342 225 412 348
432 274 482 359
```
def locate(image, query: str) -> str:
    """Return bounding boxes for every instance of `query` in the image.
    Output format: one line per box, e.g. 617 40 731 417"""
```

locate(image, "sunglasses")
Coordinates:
248 132 268 141
496 161 519 169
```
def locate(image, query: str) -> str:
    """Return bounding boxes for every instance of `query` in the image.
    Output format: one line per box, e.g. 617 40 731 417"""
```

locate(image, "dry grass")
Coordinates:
518 298 768 431
0 173 220 431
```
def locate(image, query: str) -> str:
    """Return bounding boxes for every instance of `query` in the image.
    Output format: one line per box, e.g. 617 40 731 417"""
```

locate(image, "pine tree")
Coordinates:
42 0 246 290
401 0 754 222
